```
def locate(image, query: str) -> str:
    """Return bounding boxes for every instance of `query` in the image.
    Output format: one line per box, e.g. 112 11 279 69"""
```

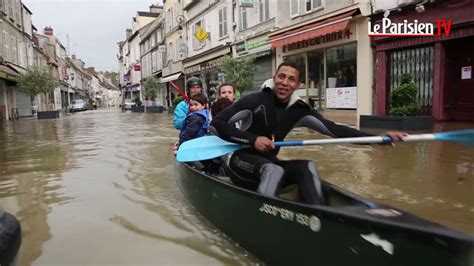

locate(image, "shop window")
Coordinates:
390 46 434 109
307 51 325 108
284 53 306 86
290 0 300 18
326 43 357 88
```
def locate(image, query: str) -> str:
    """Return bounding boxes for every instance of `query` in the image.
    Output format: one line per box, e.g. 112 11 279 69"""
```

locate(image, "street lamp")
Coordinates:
176 15 187 35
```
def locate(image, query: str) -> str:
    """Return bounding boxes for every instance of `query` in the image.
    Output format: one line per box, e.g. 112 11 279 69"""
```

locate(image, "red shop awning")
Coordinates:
269 9 358 48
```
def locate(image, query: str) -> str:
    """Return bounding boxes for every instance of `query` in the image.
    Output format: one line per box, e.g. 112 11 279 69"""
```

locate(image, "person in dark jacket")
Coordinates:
211 61 406 204
178 93 210 147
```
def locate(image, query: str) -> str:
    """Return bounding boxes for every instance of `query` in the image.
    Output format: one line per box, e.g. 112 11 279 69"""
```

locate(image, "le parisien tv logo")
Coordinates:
368 18 453 37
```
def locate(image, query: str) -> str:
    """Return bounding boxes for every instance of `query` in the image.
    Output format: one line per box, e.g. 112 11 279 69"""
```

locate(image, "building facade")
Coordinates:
370 0 474 121
182 0 234 97
233 0 277 86
268 0 373 119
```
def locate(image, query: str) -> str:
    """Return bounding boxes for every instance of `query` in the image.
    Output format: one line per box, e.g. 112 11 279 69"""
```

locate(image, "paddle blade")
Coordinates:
176 136 242 162
434 129 474 146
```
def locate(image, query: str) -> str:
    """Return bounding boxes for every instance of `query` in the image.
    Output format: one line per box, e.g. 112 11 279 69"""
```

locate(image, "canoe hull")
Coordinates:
176 162 474 266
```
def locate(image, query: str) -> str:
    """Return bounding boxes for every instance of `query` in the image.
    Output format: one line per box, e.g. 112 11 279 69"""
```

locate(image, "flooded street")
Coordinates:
0 108 473 265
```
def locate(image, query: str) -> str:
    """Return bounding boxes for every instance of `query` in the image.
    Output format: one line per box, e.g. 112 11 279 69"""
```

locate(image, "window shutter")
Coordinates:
290 0 299 17
312 0 322 9
265 0 270 21
223 6 227 36
219 8 223 38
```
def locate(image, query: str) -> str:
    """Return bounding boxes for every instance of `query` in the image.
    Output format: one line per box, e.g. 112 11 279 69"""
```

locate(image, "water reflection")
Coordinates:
283 124 474 234
0 119 73 265
0 109 472 265
1 109 257 265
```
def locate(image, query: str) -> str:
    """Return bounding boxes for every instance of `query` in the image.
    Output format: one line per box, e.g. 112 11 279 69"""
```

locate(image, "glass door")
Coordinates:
308 51 324 110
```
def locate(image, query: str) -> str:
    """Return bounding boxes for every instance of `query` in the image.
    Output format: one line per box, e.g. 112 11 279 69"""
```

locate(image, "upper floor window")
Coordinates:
15 0 20 23
167 7 173 32
8 0 13 18
240 7 248 30
192 19 206 50
305 0 323 12
290 0 299 18
219 6 228 38
259 0 270 22
10 36 16 63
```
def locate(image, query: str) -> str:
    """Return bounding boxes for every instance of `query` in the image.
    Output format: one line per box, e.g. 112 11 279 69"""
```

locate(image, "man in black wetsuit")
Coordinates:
211 61 406 205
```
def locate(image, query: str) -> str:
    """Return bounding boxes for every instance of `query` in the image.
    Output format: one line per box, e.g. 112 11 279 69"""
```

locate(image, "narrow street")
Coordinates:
0 108 473 265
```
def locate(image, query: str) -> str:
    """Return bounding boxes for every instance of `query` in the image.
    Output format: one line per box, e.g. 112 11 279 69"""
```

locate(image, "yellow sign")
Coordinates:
195 27 208 43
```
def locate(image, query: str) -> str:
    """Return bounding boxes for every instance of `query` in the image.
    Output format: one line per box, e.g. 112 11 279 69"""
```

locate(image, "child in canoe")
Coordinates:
178 93 210 147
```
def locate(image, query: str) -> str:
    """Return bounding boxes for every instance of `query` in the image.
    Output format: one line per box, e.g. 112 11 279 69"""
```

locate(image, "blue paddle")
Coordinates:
176 129 474 162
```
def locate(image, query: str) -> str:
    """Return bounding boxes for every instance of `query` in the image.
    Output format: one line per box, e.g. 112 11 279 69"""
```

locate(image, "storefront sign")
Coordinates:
201 57 224 71
0 71 17 82
326 87 357 109
236 40 268 54
255 50 271 58
240 0 253 8
282 29 353 53
247 40 267 50
184 56 226 74
179 43 188 53
61 65 68 80
368 18 452 37
184 64 201 75
461 66 472 80
236 41 246 54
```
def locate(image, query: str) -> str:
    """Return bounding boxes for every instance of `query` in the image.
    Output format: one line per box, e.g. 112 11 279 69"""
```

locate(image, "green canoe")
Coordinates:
176 162 474 266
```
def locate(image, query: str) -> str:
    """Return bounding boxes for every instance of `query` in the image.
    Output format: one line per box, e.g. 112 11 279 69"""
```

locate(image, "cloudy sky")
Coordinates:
23 0 161 72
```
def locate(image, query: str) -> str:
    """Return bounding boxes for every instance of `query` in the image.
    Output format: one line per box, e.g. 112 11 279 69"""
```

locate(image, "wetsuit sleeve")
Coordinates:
173 101 188 130
211 94 259 146
179 115 206 146
311 109 373 138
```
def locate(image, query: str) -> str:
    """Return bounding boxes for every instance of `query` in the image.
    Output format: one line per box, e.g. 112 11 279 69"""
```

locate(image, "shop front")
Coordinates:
183 46 231 102
160 72 185 109
371 1 474 121
269 9 367 111
235 38 274 87
0 64 20 121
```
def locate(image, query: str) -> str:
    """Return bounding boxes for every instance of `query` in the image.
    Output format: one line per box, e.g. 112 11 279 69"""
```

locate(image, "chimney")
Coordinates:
149 4 163 14
44 26 53 36
87 67 96 74
71 54 76 59
126 28 132 39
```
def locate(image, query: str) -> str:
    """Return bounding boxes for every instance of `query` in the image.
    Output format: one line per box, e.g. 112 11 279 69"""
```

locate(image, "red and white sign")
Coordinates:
134 64 141 71
61 65 68 79
368 18 452 37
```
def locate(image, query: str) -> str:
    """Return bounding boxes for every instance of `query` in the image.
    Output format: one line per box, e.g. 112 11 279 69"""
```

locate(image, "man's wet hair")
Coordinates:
190 93 208 106
276 61 302 81
211 98 232 117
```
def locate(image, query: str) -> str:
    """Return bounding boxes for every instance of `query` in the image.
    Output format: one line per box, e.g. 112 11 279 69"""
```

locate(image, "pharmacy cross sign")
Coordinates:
195 27 208 42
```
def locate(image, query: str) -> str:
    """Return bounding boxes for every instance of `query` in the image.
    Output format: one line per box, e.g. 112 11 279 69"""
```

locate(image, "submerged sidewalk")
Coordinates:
319 109 358 127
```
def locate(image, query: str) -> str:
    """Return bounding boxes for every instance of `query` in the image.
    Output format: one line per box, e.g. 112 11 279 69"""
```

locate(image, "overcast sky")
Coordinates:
23 0 161 72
